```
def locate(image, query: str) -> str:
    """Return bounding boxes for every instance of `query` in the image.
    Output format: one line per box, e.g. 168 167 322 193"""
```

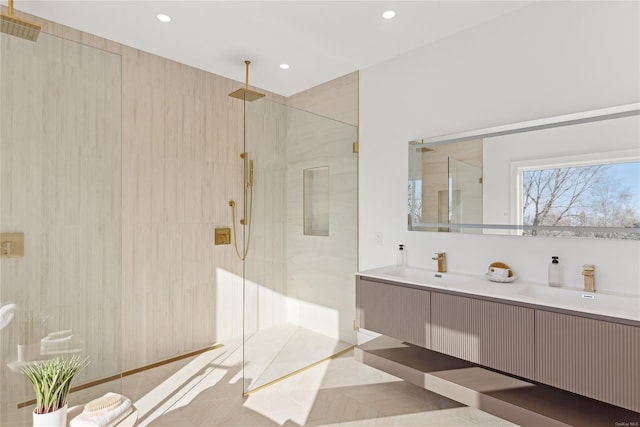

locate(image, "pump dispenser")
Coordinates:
397 244 407 266
548 256 562 287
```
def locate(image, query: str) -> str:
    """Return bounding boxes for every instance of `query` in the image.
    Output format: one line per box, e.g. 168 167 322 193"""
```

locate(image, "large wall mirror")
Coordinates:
408 104 640 239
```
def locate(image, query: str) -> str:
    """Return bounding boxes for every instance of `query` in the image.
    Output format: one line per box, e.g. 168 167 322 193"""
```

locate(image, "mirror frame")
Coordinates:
409 103 640 237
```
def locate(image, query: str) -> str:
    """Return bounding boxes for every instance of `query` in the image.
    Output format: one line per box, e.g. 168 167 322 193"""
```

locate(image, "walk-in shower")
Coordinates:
228 63 358 393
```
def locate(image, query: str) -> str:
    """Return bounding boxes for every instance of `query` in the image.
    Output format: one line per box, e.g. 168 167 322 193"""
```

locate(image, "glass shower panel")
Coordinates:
242 99 357 394
0 32 122 425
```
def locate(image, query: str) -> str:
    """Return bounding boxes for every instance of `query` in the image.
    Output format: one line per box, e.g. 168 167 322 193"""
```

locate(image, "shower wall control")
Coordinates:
214 228 231 245
0 233 24 258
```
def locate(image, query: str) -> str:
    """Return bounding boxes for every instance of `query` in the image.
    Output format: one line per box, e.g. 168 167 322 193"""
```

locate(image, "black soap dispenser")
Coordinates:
548 256 562 287
397 244 407 267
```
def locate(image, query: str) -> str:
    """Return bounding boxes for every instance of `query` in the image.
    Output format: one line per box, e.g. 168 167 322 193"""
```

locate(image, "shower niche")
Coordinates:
303 166 330 236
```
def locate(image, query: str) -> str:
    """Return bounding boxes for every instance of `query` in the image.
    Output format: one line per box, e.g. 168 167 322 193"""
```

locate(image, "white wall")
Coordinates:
360 1 640 294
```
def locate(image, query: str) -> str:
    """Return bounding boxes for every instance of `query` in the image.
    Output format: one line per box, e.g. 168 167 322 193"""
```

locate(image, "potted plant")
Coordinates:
21 355 89 427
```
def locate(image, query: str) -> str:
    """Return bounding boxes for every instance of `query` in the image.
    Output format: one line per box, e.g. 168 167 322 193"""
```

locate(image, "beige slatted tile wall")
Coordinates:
1 31 122 405
0 8 282 375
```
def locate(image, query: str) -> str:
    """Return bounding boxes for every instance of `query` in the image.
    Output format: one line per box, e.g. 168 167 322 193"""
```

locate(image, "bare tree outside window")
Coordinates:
522 162 640 239
408 180 422 226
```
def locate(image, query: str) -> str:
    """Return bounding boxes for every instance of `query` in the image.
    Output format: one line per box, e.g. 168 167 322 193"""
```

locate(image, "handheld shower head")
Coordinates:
1 0 41 42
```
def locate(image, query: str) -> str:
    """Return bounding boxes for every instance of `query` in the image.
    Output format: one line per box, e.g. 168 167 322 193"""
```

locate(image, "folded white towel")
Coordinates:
41 335 73 345
47 329 73 339
70 393 132 427
40 334 75 354
105 406 133 427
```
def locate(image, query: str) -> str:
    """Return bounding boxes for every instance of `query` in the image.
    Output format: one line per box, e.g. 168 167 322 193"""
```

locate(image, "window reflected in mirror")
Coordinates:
521 161 640 239
408 107 640 239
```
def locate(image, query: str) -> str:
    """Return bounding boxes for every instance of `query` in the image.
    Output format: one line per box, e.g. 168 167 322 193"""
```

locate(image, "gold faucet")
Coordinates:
582 264 595 293
432 252 446 273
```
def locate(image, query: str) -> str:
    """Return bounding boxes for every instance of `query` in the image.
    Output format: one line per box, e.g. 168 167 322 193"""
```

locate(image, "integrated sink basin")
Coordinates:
359 265 639 321
384 267 472 287
517 285 639 318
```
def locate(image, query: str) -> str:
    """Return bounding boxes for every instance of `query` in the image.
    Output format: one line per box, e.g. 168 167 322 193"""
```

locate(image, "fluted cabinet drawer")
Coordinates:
432 293 534 378
535 310 640 412
356 277 430 348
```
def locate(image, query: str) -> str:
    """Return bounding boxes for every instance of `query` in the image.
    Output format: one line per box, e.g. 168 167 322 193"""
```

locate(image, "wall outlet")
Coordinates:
375 232 383 246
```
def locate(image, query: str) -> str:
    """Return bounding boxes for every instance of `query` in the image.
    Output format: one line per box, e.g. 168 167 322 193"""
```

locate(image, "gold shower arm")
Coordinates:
1 0 41 41
228 60 265 101
244 60 250 90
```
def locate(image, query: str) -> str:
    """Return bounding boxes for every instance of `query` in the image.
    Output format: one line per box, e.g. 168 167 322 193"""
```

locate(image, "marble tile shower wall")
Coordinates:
284 73 359 344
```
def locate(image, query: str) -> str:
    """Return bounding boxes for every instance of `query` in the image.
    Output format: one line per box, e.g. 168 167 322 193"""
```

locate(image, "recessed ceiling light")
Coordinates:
156 13 172 23
382 10 396 20
280 64 290 70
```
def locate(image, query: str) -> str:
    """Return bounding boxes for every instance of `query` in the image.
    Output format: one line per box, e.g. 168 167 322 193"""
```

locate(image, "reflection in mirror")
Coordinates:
521 161 639 238
408 105 640 239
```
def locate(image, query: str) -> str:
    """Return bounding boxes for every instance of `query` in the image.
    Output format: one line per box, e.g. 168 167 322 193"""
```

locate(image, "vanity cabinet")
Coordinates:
431 293 535 379
356 273 639 412
535 310 640 412
356 277 430 348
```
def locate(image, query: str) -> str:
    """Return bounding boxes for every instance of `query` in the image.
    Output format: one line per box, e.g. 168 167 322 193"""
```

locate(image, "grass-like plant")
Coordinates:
21 355 89 414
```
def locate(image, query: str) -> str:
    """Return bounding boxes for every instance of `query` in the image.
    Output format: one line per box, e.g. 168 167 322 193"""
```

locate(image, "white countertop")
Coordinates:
357 266 640 323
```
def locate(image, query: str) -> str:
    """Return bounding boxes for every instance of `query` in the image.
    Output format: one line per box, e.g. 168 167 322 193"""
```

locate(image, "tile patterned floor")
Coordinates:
121 336 518 427
5 329 519 426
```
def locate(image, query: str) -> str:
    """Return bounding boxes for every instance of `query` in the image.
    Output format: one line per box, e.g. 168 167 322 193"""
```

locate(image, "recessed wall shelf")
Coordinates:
303 166 329 236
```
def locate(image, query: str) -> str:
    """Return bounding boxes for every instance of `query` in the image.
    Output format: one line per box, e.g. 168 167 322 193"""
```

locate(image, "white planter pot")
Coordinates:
32 404 67 427
17 343 38 362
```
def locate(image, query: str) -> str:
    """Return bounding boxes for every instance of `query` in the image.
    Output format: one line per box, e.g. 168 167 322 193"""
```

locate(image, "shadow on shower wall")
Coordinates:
241 98 358 393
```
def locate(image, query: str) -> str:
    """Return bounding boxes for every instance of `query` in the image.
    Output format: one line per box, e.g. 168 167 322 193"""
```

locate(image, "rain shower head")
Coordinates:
1 0 41 42
229 60 265 102
229 87 266 102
